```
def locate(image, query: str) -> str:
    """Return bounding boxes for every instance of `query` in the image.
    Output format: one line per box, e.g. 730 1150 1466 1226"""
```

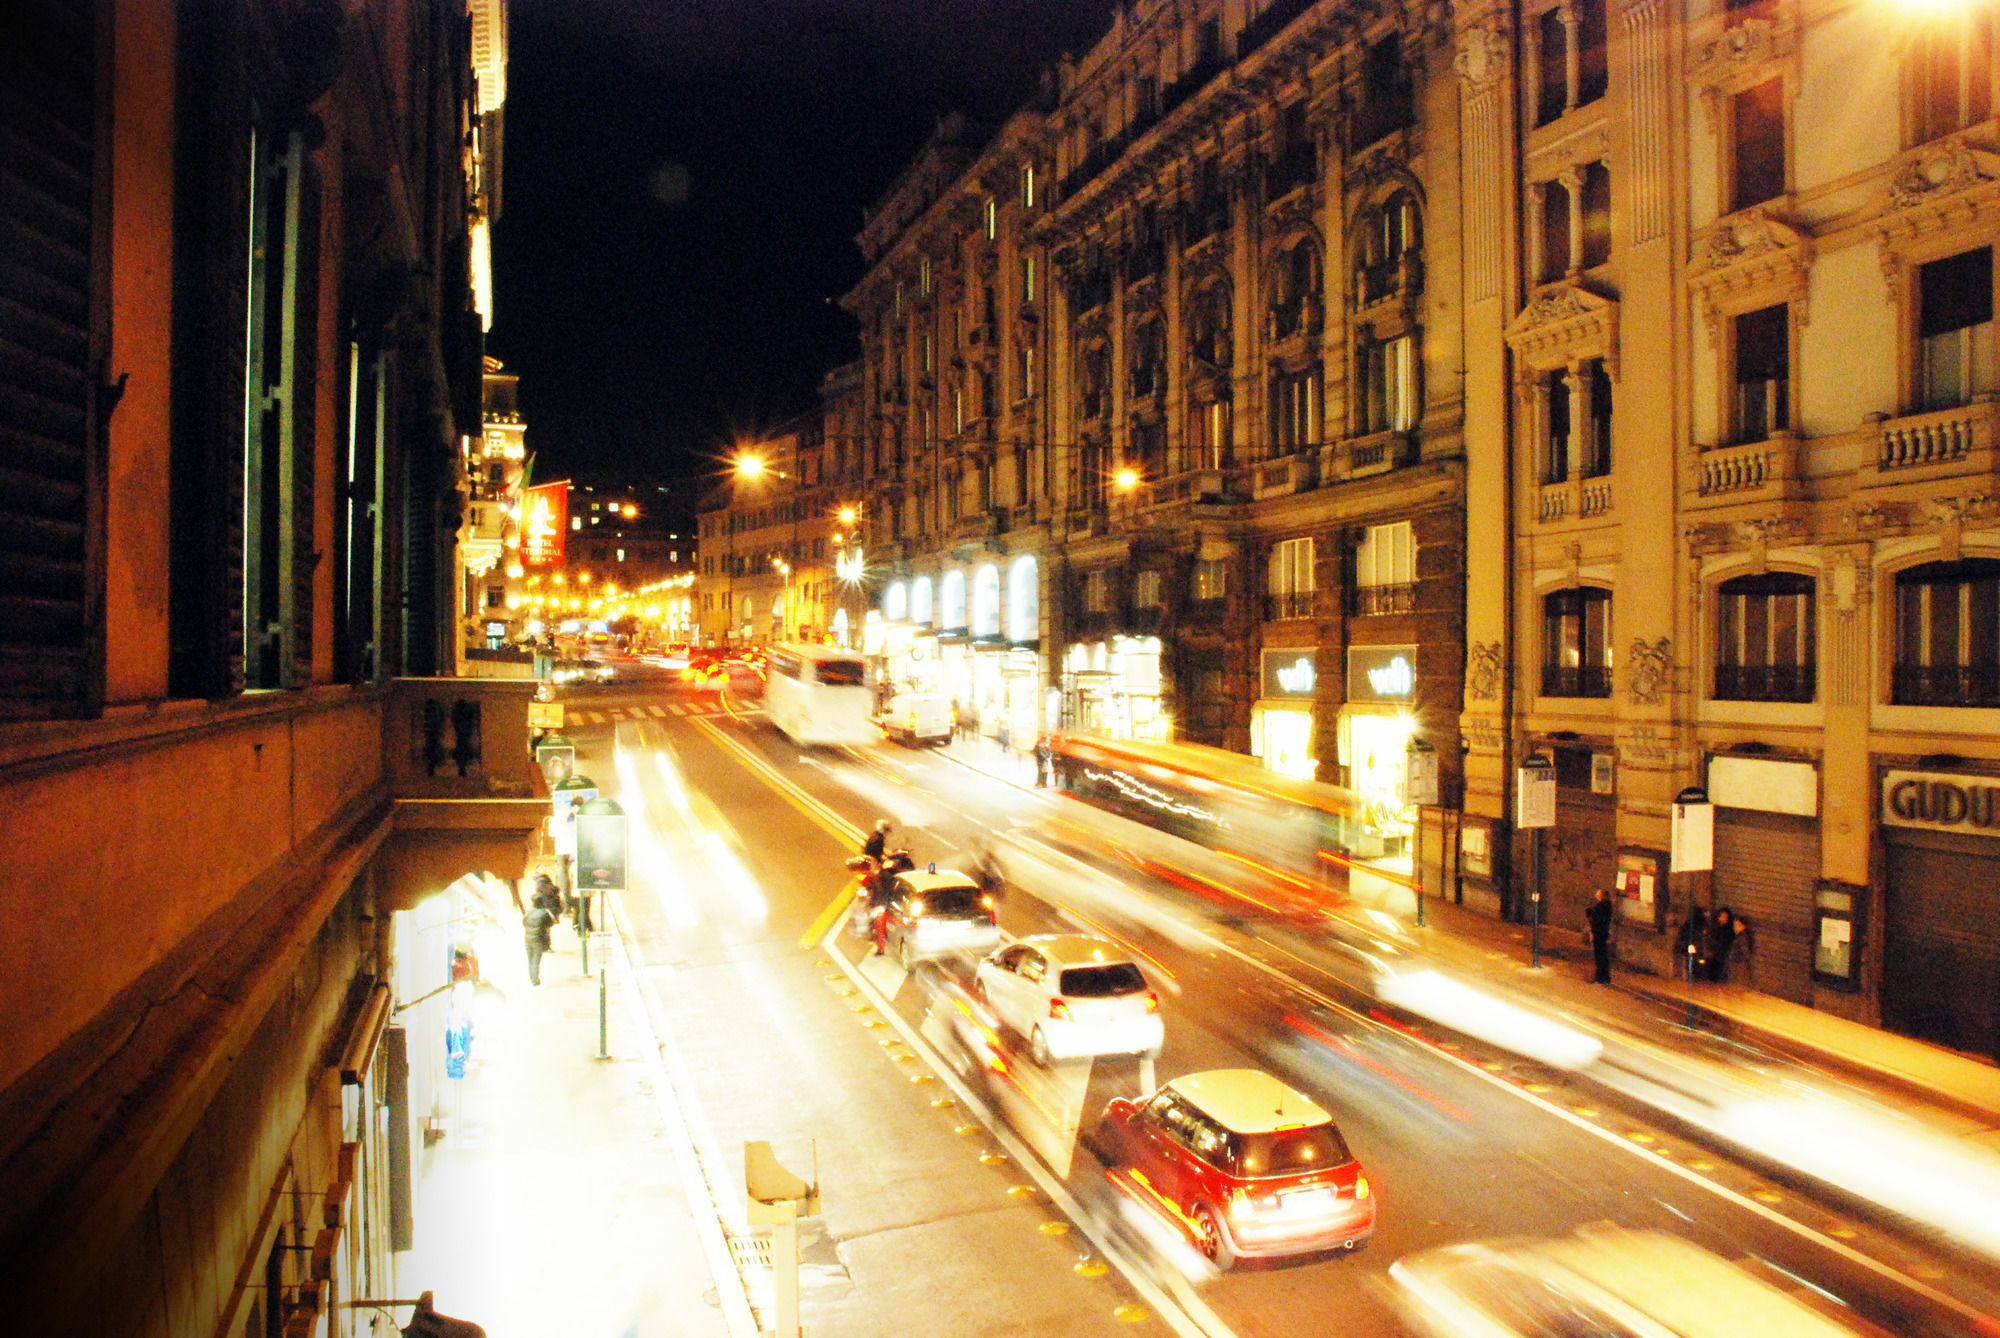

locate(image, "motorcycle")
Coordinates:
844 849 914 949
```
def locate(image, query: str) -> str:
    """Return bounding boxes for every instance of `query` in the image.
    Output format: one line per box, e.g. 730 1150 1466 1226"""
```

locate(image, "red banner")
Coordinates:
521 482 568 566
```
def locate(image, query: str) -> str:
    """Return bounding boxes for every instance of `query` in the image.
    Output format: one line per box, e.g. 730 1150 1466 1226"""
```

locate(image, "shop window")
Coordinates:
1084 569 1112 614
1194 558 1229 603
1732 304 1791 442
1266 538 1315 621
1731 79 1786 213
1715 572 1815 702
1911 8 1993 146
1358 334 1419 435
1135 569 1163 609
1542 586 1612 697
1893 558 2000 707
1353 521 1415 616
1271 367 1321 450
1918 248 1995 411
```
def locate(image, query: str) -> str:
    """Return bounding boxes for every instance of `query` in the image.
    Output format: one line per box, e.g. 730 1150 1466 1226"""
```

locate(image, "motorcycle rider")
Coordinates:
862 819 890 863
869 845 915 955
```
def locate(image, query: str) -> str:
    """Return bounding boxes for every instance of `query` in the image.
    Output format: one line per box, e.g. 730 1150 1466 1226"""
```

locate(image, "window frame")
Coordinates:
1540 585 1614 699
1712 570 1817 703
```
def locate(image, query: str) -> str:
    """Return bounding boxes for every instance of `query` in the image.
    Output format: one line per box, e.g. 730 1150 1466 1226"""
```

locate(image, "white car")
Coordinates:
974 934 1163 1066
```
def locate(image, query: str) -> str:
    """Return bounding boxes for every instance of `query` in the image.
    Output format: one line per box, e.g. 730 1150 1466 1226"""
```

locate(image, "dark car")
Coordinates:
1101 1068 1373 1268
883 869 1002 968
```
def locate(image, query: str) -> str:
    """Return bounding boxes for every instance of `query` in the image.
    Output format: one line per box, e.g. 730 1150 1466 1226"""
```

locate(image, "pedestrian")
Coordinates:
1034 735 1052 788
530 872 564 923
1585 888 1615 985
997 716 1011 755
1677 906 1709 982
522 903 556 986
1706 907 1740 983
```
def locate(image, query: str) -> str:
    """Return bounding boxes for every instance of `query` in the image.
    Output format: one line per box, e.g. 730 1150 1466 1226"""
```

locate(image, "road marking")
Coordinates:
572 709 602 724
647 705 668 717
671 703 689 716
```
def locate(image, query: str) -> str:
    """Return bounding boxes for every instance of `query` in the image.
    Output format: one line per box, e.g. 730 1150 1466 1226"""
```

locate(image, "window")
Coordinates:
1016 343 1035 400
1733 305 1791 441
1270 240 1322 338
1084 569 1112 614
1356 193 1421 305
1355 35 1414 146
920 256 934 295
1130 319 1166 398
1584 360 1613 478
1080 343 1110 421
1540 360 1611 481
1579 162 1611 269
1187 281 1232 367
1135 569 1163 609
1534 0 1607 126
1918 248 1995 410
1894 559 2000 707
1715 572 1815 702
1542 587 1612 697
984 196 997 240
1359 334 1419 435
1190 654 1229 734
1021 254 1037 304
1539 177 1572 282
1271 368 1321 450
1195 558 1230 602
1266 537 1315 621
1022 163 1037 209
1731 79 1786 212
1354 521 1415 615
1912 8 1993 145
1131 420 1167 477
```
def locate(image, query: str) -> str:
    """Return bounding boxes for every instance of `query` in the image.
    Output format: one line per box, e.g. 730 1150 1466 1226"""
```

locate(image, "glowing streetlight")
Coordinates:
1115 466 1141 491
838 505 857 526
735 454 766 478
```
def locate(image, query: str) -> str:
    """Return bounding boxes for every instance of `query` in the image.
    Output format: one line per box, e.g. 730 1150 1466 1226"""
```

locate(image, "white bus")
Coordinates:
765 644 877 746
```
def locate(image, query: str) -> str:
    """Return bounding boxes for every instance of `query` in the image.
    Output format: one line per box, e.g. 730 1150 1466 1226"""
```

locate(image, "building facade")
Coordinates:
0 4 545 1336
696 410 848 648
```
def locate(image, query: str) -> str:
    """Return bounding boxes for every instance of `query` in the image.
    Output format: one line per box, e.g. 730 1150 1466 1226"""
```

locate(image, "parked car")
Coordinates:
974 934 1162 1065
1391 1227 1887 1338
877 690 953 746
882 868 1001 968
1100 1068 1373 1268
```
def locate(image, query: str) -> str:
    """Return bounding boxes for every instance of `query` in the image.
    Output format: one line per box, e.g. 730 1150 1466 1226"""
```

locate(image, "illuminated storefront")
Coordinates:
1341 645 1419 859
1252 648 1318 780
1063 635 1168 741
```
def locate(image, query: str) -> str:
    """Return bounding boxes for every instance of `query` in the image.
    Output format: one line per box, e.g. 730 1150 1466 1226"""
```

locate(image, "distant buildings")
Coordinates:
784 0 2000 1059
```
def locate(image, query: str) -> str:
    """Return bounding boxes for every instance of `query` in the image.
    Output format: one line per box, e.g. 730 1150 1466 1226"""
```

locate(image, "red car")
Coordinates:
1102 1068 1373 1268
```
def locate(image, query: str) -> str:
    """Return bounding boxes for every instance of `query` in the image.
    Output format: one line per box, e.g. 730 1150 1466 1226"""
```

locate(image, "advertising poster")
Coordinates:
522 481 568 567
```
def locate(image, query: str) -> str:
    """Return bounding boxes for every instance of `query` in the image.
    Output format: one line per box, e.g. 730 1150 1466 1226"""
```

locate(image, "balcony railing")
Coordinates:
1264 589 1316 621
1352 582 1416 616
1541 664 1612 698
1330 430 1416 480
1871 401 1997 477
1893 663 2000 708
1714 663 1815 703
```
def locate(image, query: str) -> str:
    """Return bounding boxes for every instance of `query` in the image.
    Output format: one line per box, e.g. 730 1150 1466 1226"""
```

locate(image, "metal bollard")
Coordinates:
597 967 608 1059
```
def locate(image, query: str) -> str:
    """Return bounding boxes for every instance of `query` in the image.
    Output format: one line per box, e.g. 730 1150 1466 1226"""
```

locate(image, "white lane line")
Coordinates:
605 896 761 1338
670 703 690 716
573 709 603 725
648 705 668 718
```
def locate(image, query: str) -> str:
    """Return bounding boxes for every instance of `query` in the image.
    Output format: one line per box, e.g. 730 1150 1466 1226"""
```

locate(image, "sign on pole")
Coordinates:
536 733 578 787
521 481 570 567
575 798 629 893
528 699 565 731
551 774 598 860
1404 739 1440 807
1515 756 1557 829
1670 786 1714 872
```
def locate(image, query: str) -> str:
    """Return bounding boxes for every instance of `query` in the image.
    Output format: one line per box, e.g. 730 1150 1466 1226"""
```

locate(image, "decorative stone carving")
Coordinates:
1689 17 1789 85
1889 138 1993 212
1627 637 1672 705
1455 22 1510 92
1467 641 1503 701
1621 725 1671 764
1504 282 1620 377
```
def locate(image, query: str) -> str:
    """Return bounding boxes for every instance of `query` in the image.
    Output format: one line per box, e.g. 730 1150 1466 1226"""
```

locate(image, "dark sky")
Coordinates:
488 0 1117 520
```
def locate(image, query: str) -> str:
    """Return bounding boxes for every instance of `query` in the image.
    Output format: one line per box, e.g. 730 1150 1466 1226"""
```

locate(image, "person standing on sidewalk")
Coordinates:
522 903 556 986
1585 888 1615 985
530 872 564 924
1706 907 1741 983
1034 735 1052 787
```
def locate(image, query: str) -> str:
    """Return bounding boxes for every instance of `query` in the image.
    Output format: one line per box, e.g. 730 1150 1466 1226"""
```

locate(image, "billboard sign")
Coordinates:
522 482 568 567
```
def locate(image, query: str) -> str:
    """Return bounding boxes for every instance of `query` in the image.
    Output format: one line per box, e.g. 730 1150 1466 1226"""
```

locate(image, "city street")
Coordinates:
528 674 2000 1338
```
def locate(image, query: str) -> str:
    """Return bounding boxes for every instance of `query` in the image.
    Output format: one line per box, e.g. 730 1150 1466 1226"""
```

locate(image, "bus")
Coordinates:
765 644 877 746
1045 733 1401 916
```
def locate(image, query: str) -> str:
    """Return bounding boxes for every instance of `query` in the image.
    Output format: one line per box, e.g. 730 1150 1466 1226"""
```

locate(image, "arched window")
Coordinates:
1269 238 1323 340
1008 555 1040 643
941 568 967 630
1355 191 1423 305
972 564 1001 638
1079 341 1111 420
1894 558 2000 706
1714 572 1815 702
1541 587 1612 697
1186 280 1233 368
1129 318 1166 398
911 575 933 625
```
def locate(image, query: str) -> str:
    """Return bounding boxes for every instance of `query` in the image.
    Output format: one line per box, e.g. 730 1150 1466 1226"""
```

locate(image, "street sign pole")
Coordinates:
1405 738 1440 928
1515 755 1558 969
1671 786 1715 1023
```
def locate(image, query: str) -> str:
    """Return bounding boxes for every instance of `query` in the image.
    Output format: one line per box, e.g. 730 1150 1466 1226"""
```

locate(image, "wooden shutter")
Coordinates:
0 0 106 718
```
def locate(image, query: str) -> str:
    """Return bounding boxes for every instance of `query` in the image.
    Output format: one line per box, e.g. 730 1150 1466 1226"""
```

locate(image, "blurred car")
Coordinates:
1390 1227 1885 1338
974 934 1162 1065
882 868 1001 968
877 690 952 746
551 657 614 685
1101 1068 1373 1268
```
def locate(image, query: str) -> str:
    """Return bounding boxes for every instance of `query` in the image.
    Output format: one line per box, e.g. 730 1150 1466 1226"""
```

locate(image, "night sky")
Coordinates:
488 0 1118 521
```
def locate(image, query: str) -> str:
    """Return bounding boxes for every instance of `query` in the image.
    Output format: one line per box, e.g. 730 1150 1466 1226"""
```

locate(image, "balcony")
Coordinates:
1541 665 1612 698
1352 582 1416 617
951 510 1001 544
1714 663 1815 703
1537 474 1613 525
1264 589 1316 622
1893 663 2000 708
1861 401 2000 490
1252 452 1317 498
1328 430 1416 480
1689 434 1803 510
1141 468 1245 511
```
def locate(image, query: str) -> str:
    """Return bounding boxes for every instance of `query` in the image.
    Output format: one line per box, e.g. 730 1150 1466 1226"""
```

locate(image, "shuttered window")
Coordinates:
1 0 106 718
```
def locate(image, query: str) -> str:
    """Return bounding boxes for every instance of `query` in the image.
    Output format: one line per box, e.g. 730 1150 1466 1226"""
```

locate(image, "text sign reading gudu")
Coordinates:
1347 645 1418 703
1882 770 2000 838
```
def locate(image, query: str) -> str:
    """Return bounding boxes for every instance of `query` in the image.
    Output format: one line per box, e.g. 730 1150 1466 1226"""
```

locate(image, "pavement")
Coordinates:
401 894 734 1338
934 730 2000 1139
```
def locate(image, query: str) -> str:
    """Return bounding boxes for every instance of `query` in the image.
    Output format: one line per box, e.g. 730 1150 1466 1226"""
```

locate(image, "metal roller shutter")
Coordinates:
1885 833 2000 1061
1712 809 1819 1003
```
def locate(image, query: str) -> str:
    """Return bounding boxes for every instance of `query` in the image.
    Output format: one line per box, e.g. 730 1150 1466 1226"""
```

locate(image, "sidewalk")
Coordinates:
400 910 732 1338
936 733 2000 1135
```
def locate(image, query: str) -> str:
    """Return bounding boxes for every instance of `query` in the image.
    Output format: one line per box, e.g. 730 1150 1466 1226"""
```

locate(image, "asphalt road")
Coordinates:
557 672 2000 1338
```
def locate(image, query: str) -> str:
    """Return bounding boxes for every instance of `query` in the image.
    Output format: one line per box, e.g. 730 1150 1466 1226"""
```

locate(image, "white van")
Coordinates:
879 691 952 747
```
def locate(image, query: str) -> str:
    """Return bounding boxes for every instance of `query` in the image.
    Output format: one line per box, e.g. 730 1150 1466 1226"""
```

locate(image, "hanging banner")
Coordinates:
522 481 569 567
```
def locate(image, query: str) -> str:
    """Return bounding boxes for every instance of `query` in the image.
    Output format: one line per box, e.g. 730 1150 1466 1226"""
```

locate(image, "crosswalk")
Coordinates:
563 701 763 727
